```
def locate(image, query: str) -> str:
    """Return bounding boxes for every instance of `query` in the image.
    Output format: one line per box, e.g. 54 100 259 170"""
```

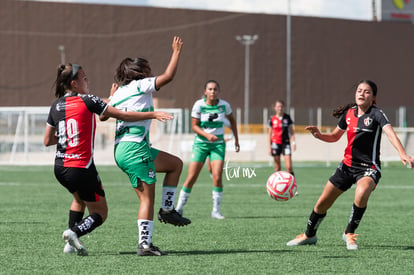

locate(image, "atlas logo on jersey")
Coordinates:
364 117 373 127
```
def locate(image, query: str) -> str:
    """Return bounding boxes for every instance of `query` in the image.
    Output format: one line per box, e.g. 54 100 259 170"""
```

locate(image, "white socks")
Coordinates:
176 189 191 212
137 219 153 248
212 190 223 213
160 186 177 211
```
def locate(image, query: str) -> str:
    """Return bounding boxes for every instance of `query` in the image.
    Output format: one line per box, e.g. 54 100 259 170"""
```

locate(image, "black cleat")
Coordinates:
137 243 167 256
157 208 191 226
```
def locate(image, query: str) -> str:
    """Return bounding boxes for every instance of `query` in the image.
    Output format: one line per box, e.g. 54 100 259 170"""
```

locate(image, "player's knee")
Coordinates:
176 157 183 172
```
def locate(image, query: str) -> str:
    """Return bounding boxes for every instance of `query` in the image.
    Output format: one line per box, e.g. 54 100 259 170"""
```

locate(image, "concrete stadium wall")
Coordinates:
1 0 414 125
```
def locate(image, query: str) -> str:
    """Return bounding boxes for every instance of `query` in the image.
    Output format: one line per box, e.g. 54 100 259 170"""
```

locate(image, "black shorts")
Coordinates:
54 163 105 202
271 142 292 156
329 162 381 191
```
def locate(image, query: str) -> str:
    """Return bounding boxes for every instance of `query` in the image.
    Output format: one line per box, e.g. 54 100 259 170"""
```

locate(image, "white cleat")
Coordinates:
63 242 76 254
211 211 225 219
342 232 359 250
287 233 317 246
62 229 88 256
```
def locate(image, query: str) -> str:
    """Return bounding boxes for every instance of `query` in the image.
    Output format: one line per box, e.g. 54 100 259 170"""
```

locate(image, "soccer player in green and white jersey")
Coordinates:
102 36 190 256
176 80 240 219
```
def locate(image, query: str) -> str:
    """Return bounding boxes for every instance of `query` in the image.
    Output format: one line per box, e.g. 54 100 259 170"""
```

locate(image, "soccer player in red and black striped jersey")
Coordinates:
44 63 172 256
287 80 414 250
268 100 296 175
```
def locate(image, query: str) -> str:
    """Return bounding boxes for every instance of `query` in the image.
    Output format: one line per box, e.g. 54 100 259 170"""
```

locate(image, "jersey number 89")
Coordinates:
58 119 79 148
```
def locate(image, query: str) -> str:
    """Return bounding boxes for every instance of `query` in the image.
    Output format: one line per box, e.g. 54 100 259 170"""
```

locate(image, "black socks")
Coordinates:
68 210 84 228
71 213 103 237
345 203 366 234
305 210 326 237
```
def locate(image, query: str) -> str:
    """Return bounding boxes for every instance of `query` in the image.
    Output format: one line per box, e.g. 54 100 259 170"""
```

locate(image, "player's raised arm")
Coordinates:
155 36 183 90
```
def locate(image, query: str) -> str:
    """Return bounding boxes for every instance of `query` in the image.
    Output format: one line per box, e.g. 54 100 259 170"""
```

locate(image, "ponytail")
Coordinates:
332 103 356 118
53 64 82 98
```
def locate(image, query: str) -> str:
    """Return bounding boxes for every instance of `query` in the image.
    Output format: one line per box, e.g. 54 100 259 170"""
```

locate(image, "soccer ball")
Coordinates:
266 171 297 201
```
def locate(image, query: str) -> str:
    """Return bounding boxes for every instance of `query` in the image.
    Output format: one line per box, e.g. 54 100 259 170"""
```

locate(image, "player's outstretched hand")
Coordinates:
154 111 173 122
172 36 183 52
305 126 322 139
401 154 414 169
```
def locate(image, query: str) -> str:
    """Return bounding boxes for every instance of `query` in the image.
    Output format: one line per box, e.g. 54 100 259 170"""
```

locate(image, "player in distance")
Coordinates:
175 80 240 220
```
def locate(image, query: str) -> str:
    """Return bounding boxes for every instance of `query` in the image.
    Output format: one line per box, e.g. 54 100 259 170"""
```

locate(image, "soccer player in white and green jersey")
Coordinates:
103 36 190 256
176 80 240 219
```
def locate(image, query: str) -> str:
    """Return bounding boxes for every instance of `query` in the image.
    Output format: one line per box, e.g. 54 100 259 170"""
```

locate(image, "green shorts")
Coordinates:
190 141 226 163
114 141 159 187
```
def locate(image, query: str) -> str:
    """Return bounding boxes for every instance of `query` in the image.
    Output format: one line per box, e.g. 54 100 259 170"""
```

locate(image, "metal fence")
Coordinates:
0 106 412 164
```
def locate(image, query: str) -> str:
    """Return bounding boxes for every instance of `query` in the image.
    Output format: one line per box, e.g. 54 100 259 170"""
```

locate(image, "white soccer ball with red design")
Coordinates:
266 171 297 201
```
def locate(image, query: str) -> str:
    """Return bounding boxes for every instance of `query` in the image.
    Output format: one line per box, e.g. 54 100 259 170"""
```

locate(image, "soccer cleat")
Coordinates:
211 211 225 219
63 242 76 254
286 233 317 246
137 243 167 256
342 232 359 250
62 229 88 256
157 208 191 226
176 208 183 216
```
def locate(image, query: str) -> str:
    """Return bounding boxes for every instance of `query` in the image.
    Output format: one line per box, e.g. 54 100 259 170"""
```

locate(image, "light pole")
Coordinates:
286 0 291 113
58 45 66 65
235 34 259 133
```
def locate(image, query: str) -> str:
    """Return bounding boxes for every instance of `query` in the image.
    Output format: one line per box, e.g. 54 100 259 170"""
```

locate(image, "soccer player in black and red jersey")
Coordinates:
44 63 172 256
287 80 414 250
268 100 296 175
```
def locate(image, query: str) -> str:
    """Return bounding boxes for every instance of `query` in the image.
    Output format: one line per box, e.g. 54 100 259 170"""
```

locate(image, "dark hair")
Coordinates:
114 57 150 86
275 100 285 106
204 80 220 90
332 103 356 118
54 63 82 98
361 79 377 96
331 80 377 118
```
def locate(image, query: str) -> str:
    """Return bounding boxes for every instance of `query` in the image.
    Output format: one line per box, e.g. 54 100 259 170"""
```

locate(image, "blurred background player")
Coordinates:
205 117 232 178
103 36 190 256
175 80 240 219
268 100 296 175
286 80 414 250
44 63 172 256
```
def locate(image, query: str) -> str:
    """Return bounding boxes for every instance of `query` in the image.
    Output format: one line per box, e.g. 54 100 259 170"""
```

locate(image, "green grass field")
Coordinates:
1 162 413 274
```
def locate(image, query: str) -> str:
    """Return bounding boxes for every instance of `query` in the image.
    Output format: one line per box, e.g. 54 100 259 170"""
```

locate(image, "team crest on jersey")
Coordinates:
148 169 155 179
364 117 373 127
